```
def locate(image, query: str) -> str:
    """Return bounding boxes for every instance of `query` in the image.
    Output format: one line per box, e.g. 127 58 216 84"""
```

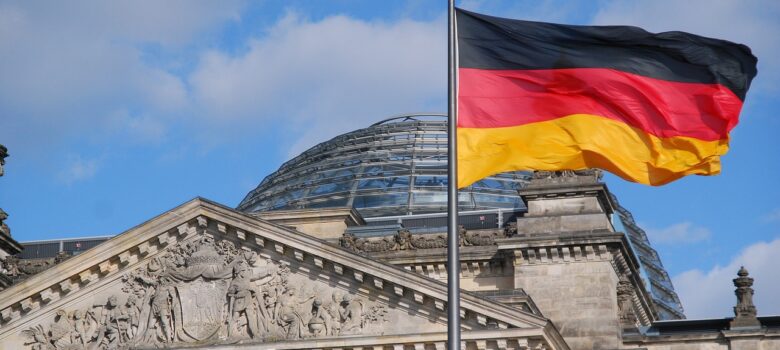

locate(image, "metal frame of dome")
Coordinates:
237 113 532 217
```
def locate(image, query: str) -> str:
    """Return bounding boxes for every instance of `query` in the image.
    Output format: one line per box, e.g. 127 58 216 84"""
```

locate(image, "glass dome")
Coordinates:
237 114 532 218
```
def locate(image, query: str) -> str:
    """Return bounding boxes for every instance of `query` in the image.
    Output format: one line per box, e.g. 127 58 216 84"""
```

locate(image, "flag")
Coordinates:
455 8 757 188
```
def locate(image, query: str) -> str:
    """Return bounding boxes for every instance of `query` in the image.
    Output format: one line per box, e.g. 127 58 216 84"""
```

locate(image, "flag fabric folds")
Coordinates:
455 8 757 188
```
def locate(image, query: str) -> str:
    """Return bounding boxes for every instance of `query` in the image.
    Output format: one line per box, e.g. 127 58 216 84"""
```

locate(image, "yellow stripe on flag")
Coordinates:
457 114 729 188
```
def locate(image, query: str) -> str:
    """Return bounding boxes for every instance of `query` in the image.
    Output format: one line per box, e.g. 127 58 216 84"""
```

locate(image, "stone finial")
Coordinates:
0 144 7 177
730 266 761 329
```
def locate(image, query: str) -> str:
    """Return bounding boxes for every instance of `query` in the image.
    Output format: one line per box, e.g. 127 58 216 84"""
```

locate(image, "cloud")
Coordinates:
58 155 101 184
645 222 711 244
593 0 780 95
0 1 243 153
189 12 447 157
762 208 780 223
673 238 780 318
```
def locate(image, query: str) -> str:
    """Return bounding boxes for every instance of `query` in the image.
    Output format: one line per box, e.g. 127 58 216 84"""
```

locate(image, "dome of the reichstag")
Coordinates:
237 114 531 218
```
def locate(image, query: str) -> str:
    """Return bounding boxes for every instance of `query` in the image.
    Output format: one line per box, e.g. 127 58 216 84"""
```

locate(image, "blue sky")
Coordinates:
1 0 778 319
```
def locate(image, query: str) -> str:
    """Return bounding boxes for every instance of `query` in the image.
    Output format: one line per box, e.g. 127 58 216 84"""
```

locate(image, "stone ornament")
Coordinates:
22 235 389 349
340 225 509 253
531 169 602 180
730 266 760 329
616 274 638 327
0 144 7 178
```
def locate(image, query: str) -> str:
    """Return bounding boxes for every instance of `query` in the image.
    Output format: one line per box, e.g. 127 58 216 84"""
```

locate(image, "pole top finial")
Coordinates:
737 266 749 277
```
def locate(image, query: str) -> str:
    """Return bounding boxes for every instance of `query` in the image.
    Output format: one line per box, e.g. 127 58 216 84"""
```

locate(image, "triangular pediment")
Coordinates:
0 198 565 349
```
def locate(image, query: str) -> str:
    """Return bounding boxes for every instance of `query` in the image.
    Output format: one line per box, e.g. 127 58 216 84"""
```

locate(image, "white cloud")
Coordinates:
645 222 711 244
189 12 447 157
673 238 780 318
58 155 100 184
593 0 780 95
0 1 242 153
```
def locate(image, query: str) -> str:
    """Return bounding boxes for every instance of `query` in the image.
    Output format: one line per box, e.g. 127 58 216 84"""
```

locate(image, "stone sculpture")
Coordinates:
24 234 390 349
0 144 7 178
730 266 760 328
616 275 637 326
0 208 10 238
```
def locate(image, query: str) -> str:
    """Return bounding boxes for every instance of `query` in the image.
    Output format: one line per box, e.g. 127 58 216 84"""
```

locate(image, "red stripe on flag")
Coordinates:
458 67 743 141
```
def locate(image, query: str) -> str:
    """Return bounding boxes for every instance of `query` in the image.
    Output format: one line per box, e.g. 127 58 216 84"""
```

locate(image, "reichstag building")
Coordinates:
0 114 776 350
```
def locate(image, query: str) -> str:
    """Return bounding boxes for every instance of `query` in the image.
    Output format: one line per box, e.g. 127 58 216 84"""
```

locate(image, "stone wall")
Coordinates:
514 260 620 350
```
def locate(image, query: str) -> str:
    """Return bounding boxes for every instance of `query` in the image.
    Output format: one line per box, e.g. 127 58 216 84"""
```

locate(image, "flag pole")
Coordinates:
447 1 460 350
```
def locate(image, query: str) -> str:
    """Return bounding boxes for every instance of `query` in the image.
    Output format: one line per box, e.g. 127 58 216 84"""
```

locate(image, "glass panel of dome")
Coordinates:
471 178 521 192
310 181 352 196
472 194 524 209
307 197 349 208
353 193 409 208
411 191 446 204
318 168 357 181
357 176 410 190
415 161 446 170
413 176 447 188
387 154 412 162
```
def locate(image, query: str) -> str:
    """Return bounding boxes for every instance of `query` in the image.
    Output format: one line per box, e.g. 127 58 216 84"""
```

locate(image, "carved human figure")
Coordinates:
150 280 175 342
97 295 130 347
118 295 140 341
71 309 93 346
277 288 314 339
338 294 363 334
227 261 261 339
48 309 74 348
307 298 329 337
396 229 415 250
325 291 342 335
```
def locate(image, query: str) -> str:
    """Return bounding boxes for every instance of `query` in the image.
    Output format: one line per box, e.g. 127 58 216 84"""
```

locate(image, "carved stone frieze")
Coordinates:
1 252 72 287
531 169 602 181
21 236 391 349
340 225 509 253
616 274 638 327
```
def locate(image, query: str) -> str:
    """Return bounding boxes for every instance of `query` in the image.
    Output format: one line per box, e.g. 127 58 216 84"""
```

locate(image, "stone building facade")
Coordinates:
0 119 778 349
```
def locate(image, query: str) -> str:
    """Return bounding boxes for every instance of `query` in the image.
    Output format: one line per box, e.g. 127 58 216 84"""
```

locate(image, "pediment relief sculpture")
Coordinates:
20 235 398 349
0 199 558 350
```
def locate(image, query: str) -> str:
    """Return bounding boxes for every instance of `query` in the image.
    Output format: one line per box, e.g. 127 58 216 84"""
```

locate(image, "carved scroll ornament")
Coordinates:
340 225 509 253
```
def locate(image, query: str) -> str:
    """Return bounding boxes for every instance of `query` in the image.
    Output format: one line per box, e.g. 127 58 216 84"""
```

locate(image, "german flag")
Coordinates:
456 8 757 188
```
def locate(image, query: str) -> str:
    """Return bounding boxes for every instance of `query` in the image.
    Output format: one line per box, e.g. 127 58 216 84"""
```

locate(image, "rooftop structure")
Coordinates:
237 114 531 218
239 114 686 320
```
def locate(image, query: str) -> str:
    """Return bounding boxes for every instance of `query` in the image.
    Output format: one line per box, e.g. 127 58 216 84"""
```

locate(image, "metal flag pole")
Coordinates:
446 1 460 350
